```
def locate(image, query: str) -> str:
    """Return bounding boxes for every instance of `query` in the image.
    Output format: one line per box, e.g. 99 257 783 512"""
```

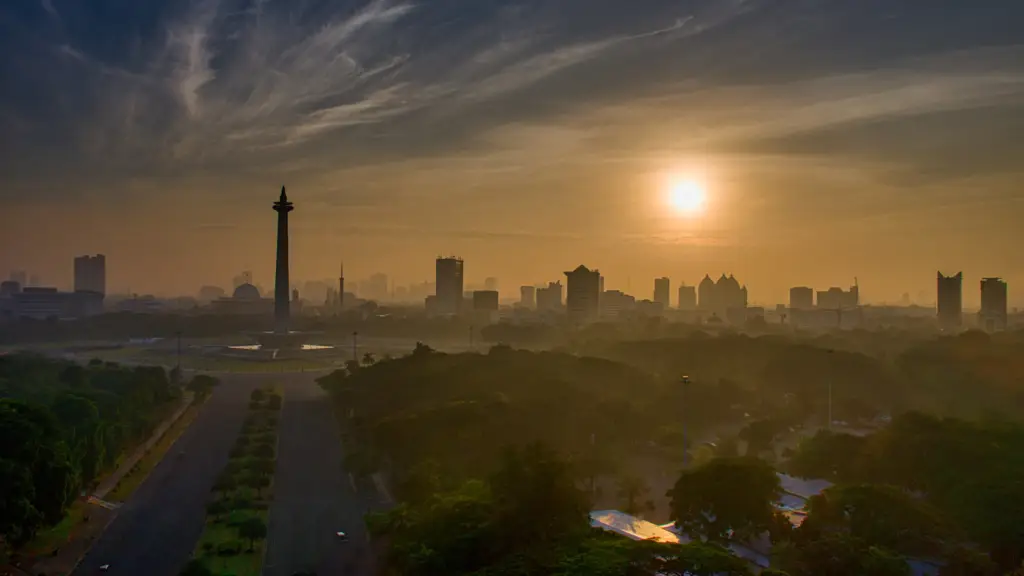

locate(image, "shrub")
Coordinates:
216 540 243 556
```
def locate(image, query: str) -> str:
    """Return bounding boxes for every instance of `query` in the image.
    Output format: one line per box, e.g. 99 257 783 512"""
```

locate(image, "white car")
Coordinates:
99 565 110 572
335 531 348 541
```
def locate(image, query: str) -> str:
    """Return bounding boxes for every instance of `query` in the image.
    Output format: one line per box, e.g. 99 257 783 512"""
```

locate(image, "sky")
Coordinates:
1 0 1023 306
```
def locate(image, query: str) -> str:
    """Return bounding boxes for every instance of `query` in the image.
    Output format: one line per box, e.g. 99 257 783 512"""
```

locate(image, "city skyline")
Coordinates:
2 2 1023 305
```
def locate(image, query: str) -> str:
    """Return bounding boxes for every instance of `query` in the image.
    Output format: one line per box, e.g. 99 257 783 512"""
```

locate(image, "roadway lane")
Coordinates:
263 374 376 576
72 374 269 576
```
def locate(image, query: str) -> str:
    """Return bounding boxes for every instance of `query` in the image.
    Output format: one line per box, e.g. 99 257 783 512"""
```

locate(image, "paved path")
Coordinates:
94 391 195 500
70 375 268 576
263 374 378 576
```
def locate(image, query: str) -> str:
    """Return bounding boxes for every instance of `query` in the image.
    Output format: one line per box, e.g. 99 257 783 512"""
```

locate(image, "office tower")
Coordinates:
536 281 563 312
789 286 814 310
9 270 27 287
74 254 106 294
473 290 499 311
565 265 601 323
936 271 963 330
484 277 499 292
698 274 748 318
435 256 465 315
601 290 636 319
816 281 859 310
677 284 696 310
980 277 1008 332
654 277 671 309
520 285 536 308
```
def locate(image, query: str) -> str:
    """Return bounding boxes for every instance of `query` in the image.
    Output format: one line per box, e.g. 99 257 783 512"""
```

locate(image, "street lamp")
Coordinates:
680 375 691 465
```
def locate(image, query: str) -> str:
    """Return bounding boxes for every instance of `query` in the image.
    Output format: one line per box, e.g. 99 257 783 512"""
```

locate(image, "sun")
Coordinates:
667 179 707 215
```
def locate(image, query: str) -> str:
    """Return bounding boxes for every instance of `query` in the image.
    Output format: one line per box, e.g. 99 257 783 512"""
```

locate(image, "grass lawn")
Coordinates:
106 397 204 502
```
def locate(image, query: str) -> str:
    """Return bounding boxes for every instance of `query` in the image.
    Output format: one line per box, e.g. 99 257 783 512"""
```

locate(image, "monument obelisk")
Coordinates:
272 186 293 335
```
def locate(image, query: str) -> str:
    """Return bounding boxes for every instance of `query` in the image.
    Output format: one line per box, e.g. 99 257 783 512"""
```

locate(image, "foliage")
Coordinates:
179 559 214 576
774 533 909 576
667 457 782 543
0 353 180 547
237 517 267 551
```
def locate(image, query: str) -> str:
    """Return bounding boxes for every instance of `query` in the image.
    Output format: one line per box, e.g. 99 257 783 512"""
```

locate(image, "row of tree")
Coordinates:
0 354 180 548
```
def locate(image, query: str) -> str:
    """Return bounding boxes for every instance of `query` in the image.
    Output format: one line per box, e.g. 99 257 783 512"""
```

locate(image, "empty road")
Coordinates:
263 373 379 576
71 374 267 576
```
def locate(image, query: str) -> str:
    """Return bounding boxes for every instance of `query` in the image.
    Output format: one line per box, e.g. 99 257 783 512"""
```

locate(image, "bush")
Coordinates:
216 540 243 556
226 510 254 527
201 541 213 553
266 395 282 411
250 389 266 403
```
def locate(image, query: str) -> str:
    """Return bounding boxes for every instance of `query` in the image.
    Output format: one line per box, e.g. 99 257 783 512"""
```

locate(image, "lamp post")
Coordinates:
680 375 691 465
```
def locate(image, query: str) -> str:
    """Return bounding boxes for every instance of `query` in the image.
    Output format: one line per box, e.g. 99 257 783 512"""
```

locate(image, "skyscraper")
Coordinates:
654 277 670 309
789 286 814 310
698 274 748 318
520 285 536 308
435 257 464 315
677 284 696 310
980 277 1007 332
936 271 962 330
484 277 499 292
536 281 563 312
74 254 106 294
565 265 601 323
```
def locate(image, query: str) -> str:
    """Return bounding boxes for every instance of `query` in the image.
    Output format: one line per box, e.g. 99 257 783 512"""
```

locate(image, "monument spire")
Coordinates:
272 186 294 334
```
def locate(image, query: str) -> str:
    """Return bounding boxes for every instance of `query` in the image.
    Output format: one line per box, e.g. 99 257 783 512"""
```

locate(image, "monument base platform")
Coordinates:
253 331 311 350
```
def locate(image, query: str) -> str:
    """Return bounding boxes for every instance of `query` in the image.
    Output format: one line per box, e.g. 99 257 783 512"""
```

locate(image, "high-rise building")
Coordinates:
565 265 601 323
536 282 563 312
435 256 464 315
980 277 1008 332
8 270 27 287
473 290 499 311
936 271 963 330
677 284 696 310
789 286 814 310
484 277 499 292
601 290 635 319
816 281 859 310
519 285 536 308
654 277 671 309
698 274 748 319
74 254 106 294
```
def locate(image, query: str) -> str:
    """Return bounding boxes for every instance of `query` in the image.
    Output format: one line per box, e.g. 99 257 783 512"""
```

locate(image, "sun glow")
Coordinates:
667 179 707 216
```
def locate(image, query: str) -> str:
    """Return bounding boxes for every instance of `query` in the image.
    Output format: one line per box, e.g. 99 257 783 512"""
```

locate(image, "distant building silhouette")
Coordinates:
654 277 670 309
816 282 859 310
473 290 499 311
677 284 696 310
435 256 464 315
8 270 27 287
936 271 963 330
484 277 499 292
565 265 600 323
979 277 1007 332
0 280 20 296
74 254 106 295
698 274 748 319
536 281 563 312
8 287 102 319
601 290 635 319
519 285 536 308
789 286 814 310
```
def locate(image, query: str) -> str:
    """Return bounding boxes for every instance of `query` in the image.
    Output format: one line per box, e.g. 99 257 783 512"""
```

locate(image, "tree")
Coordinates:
775 533 908 576
179 559 214 576
250 389 266 403
238 517 267 552
247 458 275 479
739 419 783 456
213 473 237 495
362 352 376 366
252 442 275 459
616 474 653 517
802 484 958 558
243 473 271 498
266 395 282 411
663 542 752 576
668 457 782 543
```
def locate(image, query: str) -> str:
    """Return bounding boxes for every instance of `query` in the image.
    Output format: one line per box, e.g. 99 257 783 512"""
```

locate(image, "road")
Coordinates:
71 374 266 576
263 374 379 576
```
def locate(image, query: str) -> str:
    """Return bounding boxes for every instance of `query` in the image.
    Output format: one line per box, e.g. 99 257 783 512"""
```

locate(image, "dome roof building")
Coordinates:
233 283 262 300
